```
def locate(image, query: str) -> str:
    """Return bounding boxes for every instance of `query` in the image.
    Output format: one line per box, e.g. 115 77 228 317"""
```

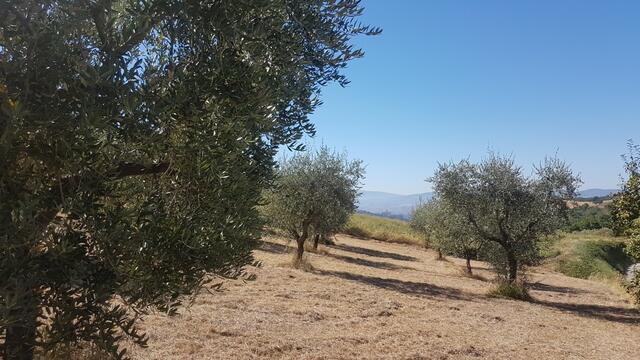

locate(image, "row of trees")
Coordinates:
412 154 580 282
0 1 378 359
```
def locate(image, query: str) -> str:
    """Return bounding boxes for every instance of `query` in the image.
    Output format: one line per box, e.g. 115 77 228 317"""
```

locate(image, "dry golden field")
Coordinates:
128 234 640 360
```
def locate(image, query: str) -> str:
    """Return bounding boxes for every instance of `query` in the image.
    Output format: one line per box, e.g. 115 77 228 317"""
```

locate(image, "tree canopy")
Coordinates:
0 1 379 358
431 154 580 281
411 199 484 273
263 146 364 261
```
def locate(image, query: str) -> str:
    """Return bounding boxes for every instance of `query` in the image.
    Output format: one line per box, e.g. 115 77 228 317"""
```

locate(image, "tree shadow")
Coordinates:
314 269 473 301
324 252 415 271
329 243 418 262
529 282 587 295
258 241 292 254
533 299 640 325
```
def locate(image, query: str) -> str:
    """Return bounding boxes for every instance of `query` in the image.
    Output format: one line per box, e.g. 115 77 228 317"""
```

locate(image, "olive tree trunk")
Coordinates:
295 219 312 262
506 251 518 282
465 257 473 275
312 234 320 250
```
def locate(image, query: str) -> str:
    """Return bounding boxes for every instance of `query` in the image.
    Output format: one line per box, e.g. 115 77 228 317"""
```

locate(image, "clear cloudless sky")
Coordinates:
295 0 640 195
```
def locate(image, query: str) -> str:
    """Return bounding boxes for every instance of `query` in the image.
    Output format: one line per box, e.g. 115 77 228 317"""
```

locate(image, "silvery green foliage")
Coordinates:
431 154 580 280
263 147 364 257
411 199 484 269
0 1 379 358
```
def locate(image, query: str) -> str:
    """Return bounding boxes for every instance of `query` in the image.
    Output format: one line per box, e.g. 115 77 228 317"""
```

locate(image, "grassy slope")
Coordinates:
342 213 423 245
545 229 634 282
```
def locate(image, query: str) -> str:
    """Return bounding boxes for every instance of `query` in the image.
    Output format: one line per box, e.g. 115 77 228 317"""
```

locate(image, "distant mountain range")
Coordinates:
357 191 433 220
576 188 619 199
357 188 619 220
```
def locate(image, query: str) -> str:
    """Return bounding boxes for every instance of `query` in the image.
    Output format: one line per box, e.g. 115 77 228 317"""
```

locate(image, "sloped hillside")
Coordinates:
129 235 640 360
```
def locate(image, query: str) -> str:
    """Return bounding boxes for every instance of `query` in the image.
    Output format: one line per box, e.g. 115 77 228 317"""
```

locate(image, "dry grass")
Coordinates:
566 200 612 209
128 234 640 359
343 213 424 245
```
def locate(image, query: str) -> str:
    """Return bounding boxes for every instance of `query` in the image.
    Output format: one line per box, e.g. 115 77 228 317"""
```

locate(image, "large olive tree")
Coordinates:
0 1 379 358
263 147 364 262
431 154 580 282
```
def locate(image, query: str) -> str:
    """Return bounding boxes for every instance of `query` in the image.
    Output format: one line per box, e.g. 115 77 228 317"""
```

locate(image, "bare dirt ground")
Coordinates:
129 234 640 360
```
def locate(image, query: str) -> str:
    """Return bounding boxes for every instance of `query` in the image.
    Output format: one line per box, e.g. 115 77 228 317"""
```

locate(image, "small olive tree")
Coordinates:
410 201 444 260
411 199 484 273
263 147 364 262
431 154 580 282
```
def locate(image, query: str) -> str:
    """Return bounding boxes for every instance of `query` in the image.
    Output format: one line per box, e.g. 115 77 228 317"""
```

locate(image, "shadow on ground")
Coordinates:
324 252 415 271
329 243 418 262
529 282 588 295
315 269 473 301
259 240 414 271
533 299 640 325
259 240 293 254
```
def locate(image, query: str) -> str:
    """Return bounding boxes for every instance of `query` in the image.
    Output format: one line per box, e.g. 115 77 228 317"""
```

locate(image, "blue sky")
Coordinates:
302 0 640 194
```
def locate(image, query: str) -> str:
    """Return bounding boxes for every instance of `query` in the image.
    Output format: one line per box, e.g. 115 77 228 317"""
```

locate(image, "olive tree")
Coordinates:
263 147 364 261
0 1 379 358
431 154 580 282
411 199 484 274
410 201 444 260
611 141 640 235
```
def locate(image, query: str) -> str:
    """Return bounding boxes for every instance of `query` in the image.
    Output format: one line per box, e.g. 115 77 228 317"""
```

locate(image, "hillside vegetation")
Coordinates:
545 230 634 283
343 213 423 245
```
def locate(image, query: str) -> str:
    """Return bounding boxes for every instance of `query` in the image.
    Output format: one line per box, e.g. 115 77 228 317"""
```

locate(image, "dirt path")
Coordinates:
130 234 640 359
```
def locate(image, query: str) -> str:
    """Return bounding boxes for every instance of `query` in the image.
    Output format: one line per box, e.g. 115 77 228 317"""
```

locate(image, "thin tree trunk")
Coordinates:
436 249 443 261
296 237 305 261
506 251 518 282
295 219 311 262
312 234 320 250
4 296 38 360
465 257 472 275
